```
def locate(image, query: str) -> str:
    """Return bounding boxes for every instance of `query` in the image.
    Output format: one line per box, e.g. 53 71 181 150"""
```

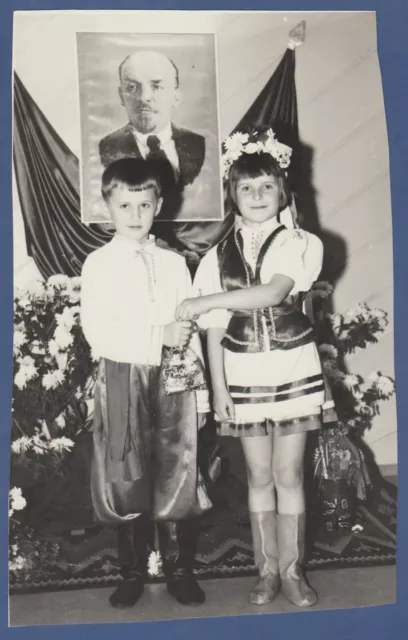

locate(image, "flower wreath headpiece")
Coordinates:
221 128 292 180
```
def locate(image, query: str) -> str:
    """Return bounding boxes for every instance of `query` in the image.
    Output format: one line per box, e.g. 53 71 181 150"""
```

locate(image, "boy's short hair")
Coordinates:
227 152 292 214
101 157 163 202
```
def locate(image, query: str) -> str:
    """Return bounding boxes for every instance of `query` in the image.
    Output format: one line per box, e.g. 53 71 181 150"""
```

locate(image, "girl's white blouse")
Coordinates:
194 216 324 331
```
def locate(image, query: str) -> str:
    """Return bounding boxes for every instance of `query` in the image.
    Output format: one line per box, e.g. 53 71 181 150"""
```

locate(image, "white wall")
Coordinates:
13 10 397 466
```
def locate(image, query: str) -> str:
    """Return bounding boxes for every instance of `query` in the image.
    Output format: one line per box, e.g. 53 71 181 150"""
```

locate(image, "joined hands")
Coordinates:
176 297 210 322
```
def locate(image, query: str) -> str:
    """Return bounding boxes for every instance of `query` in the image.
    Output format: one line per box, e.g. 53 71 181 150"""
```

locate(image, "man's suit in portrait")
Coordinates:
99 123 205 188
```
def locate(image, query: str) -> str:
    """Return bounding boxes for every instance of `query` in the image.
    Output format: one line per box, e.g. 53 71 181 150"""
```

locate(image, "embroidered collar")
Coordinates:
235 215 281 237
111 234 156 252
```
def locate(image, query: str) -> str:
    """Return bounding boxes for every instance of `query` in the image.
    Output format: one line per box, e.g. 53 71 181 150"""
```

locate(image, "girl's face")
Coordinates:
235 174 280 227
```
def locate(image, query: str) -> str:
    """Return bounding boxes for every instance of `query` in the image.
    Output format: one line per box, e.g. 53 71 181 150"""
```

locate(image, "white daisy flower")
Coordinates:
47 275 71 289
48 340 60 357
11 436 32 455
14 358 37 388
48 437 74 453
54 326 74 350
369 372 395 398
224 132 249 152
147 550 163 577
14 330 27 349
244 142 259 154
9 487 27 512
42 369 65 390
342 374 360 389
55 414 66 429
57 306 80 330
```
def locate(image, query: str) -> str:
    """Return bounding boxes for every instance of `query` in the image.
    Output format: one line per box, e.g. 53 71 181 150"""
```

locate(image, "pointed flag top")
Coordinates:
288 20 306 49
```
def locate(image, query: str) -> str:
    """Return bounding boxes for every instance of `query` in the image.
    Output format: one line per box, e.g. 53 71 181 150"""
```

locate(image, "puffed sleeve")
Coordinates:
192 246 231 330
267 229 323 293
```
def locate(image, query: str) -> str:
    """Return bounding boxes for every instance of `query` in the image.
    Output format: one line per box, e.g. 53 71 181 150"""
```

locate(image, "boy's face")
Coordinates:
107 184 162 242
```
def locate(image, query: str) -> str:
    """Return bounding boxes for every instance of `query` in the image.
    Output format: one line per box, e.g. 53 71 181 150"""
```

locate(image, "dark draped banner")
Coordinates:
13 75 113 279
13 47 299 279
233 46 299 149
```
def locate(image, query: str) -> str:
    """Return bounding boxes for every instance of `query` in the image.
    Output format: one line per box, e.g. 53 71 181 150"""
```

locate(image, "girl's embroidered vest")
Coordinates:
217 225 315 354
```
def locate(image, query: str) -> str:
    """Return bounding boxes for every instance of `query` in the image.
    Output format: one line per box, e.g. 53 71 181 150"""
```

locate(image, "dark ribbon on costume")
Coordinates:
228 373 323 395
230 383 325 404
96 359 145 483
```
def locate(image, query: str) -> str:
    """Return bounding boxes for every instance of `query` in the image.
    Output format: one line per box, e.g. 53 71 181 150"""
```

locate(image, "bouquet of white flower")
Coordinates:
311 282 395 434
309 282 395 535
10 275 99 579
12 276 97 488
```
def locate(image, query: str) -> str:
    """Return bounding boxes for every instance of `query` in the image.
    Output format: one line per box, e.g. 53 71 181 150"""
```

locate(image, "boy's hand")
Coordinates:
213 388 235 423
197 413 207 430
163 321 194 349
176 297 210 321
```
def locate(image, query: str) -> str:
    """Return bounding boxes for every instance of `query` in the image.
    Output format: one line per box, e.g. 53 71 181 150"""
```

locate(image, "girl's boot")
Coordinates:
277 512 317 607
249 510 280 605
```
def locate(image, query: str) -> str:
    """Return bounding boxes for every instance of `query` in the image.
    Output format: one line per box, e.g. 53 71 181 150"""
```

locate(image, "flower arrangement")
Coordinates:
311 282 395 499
10 275 98 579
308 283 395 534
12 276 97 482
221 128 292 179
312 289 395 433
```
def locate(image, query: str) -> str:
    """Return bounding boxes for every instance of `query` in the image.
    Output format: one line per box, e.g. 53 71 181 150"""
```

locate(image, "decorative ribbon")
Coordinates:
134 247 157 303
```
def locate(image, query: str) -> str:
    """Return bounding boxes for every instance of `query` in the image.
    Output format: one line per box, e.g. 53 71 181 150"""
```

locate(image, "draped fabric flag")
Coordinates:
13 47 299 279
232 47 299 151
13 74 113 279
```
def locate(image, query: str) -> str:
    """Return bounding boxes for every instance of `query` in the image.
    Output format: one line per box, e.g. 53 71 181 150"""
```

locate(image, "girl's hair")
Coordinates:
101 157 163 202
226 152 292 215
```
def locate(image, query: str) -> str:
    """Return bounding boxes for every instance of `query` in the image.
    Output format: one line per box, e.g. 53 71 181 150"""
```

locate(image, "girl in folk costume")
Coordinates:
177 130 326 608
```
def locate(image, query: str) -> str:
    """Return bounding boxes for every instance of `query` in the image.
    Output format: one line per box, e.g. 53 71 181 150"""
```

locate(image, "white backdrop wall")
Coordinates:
12 10 397 466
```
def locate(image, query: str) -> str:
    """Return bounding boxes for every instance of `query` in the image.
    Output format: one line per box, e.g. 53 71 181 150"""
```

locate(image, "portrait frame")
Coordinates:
76 30 224 224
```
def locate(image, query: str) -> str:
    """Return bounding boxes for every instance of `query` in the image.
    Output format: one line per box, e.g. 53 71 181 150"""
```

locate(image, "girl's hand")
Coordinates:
176 297 210 321
213 388 235 423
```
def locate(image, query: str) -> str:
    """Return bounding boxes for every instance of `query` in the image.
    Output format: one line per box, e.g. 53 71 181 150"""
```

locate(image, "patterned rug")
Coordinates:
10 461 397 595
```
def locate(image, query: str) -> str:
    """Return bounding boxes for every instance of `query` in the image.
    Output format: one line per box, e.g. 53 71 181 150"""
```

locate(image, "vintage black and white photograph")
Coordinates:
76 31 222 223
11 9 397 627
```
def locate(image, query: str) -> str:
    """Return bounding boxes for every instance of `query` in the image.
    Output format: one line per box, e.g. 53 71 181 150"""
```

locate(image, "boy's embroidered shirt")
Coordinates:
81 235 200 368
194 215 323 330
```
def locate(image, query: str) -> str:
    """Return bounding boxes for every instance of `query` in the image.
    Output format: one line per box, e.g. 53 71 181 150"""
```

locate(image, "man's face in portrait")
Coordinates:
119 51 181 134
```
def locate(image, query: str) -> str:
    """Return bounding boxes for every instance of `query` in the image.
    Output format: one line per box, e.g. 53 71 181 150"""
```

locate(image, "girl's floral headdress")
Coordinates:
221 128 292 179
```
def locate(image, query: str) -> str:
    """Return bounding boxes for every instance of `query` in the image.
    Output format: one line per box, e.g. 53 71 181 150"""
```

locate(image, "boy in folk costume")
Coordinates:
81 158 210 609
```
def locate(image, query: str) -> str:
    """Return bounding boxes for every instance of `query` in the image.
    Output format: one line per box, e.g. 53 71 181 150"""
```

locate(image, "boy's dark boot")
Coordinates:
157 520 205 606
109 517 149 608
